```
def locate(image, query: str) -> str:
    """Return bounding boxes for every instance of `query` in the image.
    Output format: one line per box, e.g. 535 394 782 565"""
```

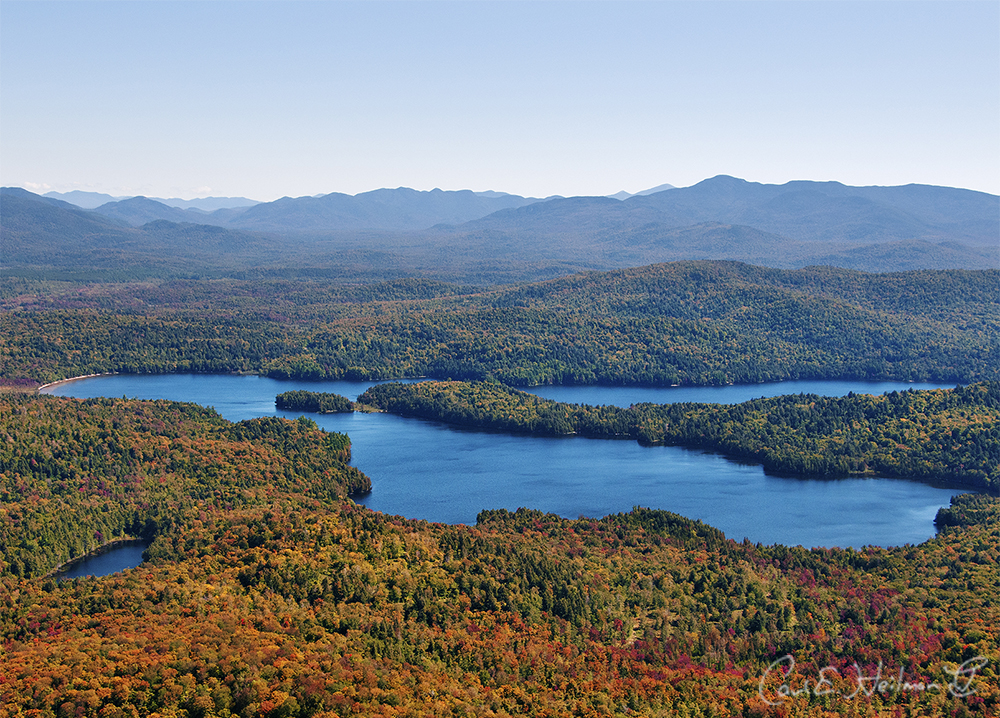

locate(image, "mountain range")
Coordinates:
3 177 997 283
43 190 260 212
44 185 666 212
457 176 997 245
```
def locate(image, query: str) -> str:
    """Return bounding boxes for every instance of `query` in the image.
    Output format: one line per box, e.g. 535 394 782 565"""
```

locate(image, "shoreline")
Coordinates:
45 536 147 578
37 373 118 394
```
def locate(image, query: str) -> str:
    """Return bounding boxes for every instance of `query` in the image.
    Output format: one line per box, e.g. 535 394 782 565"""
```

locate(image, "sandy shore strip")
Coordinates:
37 373 117 393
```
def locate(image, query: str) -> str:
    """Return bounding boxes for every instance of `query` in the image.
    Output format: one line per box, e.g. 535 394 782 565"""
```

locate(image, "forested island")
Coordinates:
276 390 353 414
2 261 999 716
357 380 1000 491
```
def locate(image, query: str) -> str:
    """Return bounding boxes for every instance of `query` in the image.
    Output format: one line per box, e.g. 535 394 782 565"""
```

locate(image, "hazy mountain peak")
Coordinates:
475 190 521 199
152 196 260 211
635 183 676 196
43 189 126 209
91 196 210 227
697 175 750 188
609 183 676 200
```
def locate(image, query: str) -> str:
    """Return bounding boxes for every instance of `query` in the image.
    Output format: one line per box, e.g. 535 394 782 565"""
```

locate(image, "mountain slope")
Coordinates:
4 178 997 283
1 190 139 267
91 196 213 226
1 189 278 274
224 187 541 232
460 175 999 247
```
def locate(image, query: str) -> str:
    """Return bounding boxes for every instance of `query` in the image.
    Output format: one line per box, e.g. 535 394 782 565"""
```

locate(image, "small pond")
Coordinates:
55 541 150 580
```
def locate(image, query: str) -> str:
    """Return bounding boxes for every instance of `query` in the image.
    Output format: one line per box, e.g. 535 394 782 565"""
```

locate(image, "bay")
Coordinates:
46 374 964 549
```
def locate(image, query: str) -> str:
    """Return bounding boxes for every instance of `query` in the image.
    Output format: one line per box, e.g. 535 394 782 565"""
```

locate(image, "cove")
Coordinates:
46 374 964 549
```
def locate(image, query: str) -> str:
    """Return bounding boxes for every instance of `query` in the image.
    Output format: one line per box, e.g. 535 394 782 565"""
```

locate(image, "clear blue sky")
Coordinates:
2 1 997 200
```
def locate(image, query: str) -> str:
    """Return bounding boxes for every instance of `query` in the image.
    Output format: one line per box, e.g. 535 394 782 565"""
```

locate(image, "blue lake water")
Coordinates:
56 542 149 580
46 374 964 549
523 380 952 407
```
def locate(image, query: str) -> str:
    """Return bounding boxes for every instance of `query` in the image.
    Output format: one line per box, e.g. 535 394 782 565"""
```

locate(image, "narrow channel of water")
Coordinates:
522 380 952 407
46 374 965 549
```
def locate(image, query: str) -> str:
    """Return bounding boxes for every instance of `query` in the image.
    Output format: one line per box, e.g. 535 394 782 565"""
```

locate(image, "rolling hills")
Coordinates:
3 261 997 388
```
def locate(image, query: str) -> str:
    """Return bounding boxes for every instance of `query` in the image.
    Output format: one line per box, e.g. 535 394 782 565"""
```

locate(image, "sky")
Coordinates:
1 1 997 201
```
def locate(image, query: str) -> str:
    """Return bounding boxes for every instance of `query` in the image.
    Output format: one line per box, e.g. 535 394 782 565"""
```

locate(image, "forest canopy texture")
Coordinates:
1 260 998 717
2 262 997 388
1 394 998 717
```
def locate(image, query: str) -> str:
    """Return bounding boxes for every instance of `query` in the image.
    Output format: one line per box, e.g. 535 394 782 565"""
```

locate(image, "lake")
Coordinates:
46 374 964 549
55 541 150 580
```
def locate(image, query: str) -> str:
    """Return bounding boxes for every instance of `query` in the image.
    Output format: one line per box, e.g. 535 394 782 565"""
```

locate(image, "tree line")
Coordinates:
358 380 1000 491
276 390 354 414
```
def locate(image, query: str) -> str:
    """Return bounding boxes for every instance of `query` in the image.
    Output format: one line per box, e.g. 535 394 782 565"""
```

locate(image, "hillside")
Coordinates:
1 393 998 716
2 262 997 389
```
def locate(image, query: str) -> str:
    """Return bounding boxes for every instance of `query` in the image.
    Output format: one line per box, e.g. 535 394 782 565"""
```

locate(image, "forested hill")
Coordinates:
489 261 999 322
2 262 996 388
0 395 368 579
2 393 999 715
358 380 1000 491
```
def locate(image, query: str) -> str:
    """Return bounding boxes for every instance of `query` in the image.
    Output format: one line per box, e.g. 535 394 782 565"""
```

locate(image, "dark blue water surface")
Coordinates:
523 380 952 407
57 542 149 580
46 375 964 549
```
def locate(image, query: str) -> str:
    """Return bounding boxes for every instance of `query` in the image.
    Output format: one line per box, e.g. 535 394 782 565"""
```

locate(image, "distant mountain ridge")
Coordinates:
225 187 541 232
73 187 542 231
0 189 277 274
42 190 127 209
44 190 260 212
36 176 996 244
460 175 998 247
3 176 997 283
608 183 676 200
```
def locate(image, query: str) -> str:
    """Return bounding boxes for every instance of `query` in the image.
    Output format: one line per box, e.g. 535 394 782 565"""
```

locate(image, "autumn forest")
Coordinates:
1 261 998 717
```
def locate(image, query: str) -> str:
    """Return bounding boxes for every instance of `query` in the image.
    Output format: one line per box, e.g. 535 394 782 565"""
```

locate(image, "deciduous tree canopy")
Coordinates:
1 395 998 716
